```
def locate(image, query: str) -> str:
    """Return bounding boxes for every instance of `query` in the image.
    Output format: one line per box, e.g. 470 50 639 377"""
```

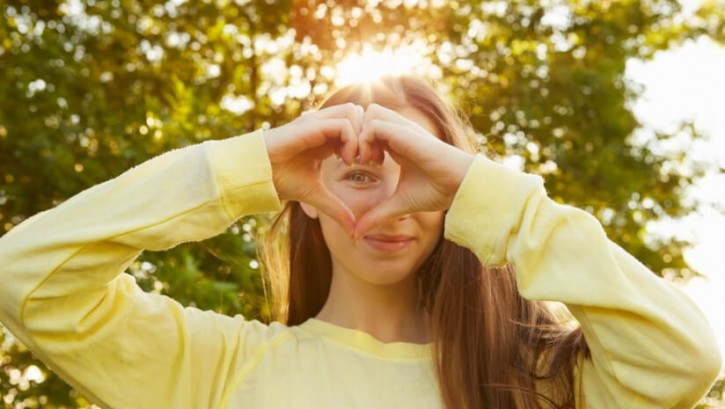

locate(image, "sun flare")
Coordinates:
335 44 431 87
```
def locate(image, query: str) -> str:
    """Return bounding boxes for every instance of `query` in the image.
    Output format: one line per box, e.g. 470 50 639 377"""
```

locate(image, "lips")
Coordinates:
362 234 414 252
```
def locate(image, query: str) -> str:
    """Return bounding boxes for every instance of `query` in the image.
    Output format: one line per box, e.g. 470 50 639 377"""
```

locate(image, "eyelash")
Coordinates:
345 171 374 184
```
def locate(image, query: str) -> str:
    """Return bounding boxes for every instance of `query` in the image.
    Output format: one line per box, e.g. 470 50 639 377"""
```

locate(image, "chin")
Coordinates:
353 263 419 287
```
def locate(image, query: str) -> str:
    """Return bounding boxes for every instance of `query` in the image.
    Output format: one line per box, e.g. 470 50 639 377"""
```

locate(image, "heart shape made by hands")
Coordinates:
265 103 474 239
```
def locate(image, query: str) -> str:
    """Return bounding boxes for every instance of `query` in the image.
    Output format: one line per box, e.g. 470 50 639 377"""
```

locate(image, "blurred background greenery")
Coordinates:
1 0 723 407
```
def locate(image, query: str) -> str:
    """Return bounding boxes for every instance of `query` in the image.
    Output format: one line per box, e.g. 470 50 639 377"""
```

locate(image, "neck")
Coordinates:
316 266 430 344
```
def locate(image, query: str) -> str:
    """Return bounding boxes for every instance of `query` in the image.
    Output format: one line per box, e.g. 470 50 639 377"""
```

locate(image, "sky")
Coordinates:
626 34 725 372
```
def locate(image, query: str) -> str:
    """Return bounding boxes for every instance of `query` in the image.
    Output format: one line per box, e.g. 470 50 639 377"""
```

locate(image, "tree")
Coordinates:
1 0 722 406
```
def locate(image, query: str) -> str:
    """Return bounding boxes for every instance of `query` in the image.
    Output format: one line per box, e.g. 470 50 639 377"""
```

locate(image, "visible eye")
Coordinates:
345 171 374 184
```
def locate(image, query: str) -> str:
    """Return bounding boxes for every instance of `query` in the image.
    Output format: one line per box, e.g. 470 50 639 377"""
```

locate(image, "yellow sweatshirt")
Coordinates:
0 130 720 409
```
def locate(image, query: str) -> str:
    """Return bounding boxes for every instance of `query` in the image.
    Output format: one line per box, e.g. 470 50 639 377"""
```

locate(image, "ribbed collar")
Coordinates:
299 318 433 360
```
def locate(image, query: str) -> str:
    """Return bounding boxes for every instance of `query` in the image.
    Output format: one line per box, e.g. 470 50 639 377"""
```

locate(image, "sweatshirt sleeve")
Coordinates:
0 130 282 409
444 155 721 408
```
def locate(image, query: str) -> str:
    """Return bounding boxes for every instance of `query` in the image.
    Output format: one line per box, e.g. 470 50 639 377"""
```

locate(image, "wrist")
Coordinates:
454 151 476 184
446 150 476 197
262 126 282 163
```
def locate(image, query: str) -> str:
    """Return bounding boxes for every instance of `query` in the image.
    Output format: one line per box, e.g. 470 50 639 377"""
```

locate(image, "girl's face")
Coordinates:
305 106 445 287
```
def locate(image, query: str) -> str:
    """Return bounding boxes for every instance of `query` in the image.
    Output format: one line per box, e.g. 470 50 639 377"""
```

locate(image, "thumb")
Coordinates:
353 195 408 240
304 185 357 234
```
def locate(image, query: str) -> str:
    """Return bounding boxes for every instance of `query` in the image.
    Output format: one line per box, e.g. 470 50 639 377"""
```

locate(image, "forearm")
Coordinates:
0 130 282 408
0 129 280 349
444 155 721 408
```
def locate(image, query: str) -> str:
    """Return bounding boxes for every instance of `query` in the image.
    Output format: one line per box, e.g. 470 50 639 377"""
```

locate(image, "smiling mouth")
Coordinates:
362 234 414 251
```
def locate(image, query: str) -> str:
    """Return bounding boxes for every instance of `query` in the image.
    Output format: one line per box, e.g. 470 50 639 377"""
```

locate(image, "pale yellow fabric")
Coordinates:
0 130 720 409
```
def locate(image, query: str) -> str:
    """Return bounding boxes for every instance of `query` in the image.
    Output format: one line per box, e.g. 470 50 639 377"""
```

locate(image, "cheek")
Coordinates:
317 213 359 268
339 190 390 219
419 212 445 242
324 178 398 218
317 214 347 251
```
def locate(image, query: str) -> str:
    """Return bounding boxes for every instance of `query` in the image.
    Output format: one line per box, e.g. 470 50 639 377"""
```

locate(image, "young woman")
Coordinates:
0 76 720 409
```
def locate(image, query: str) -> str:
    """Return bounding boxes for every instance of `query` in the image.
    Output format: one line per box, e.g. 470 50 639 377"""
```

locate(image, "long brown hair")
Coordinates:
261 76 588 409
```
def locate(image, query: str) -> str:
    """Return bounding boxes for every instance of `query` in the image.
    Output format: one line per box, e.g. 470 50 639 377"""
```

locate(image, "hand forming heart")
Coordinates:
264 102 475 239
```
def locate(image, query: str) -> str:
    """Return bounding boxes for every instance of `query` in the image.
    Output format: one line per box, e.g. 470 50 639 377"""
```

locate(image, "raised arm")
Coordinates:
0 131 282 408
0 101 365 408
445 156 722 408
354 102 720 407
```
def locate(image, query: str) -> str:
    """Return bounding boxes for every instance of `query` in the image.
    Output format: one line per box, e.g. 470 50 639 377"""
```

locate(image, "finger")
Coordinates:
370 141 385 166
360 120 424 163
358 120 397 166
364 104 440 164
355 104 365 134
303 118 358 165
358 129 385 166
316 102 364 135
309 103 363 163
353 195 408 240
269 117 355 162
303 185 357 234
359 105 375 164
336 119 359 165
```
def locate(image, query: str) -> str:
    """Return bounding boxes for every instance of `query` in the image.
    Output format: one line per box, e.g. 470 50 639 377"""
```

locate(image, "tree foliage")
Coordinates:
0 0 722 406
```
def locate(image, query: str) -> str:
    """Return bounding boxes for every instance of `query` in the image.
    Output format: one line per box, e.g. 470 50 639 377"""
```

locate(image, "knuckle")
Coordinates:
343 102 357 114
